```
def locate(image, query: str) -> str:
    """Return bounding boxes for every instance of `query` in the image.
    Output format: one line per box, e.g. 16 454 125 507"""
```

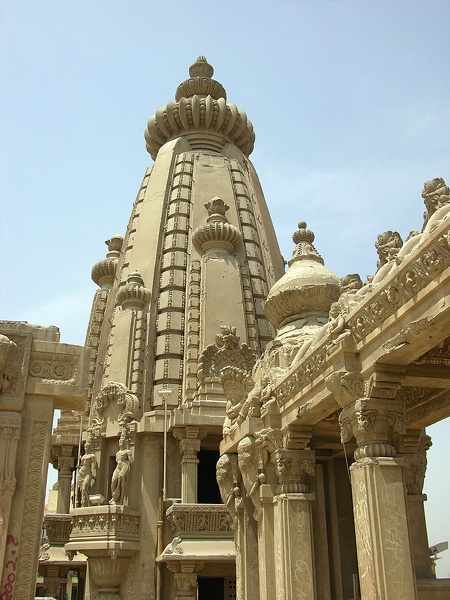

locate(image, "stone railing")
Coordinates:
43 514 72 545
166 503 233 537
69 505 140 543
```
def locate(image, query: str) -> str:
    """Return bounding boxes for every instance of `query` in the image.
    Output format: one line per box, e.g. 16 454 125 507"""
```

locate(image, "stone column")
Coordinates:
258 484 276 600
235 492 260 600
403 433 434 579
340 394 418 600
271 448 316 600
55 446 75 514
0 411 21 572
43 564 61 598
174 427 201 504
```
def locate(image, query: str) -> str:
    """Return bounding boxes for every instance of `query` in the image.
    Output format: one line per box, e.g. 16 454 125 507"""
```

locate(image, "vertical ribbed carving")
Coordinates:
185 260 201 404
121 166 152 284
101 305 117 386
85 289 109 412
154 153 193 402
229 160 274 347
129 309 147 397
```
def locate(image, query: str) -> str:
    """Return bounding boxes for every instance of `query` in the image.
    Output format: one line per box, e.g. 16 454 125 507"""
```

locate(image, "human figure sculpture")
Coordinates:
78 441 97 507
422 177 450 228
109 431 133 505
371 230 403 284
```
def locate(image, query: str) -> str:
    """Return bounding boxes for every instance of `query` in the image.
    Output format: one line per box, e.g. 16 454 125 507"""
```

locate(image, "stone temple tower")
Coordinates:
67 56 284 599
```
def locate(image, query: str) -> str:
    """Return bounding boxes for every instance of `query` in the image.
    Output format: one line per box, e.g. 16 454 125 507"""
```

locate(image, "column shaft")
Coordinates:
274 493 316 600
351 458 417 599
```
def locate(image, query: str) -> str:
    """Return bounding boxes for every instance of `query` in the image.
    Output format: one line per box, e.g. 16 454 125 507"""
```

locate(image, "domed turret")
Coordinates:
264 222 340 329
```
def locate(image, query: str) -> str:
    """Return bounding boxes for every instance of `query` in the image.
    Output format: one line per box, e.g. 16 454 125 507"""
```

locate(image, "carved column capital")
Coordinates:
270 448 315 493
339 396 406 460
174 571 197 599
179 438 201 460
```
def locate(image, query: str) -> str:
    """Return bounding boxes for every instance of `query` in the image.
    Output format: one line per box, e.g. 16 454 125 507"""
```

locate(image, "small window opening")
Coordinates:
197 449 222 504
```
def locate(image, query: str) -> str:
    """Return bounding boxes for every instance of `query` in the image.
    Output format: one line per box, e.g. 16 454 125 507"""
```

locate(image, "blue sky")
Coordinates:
1 0 449 576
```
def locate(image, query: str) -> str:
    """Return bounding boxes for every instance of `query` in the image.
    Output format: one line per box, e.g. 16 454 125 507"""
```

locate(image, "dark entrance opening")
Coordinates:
198 577 224 599
197 449 222 503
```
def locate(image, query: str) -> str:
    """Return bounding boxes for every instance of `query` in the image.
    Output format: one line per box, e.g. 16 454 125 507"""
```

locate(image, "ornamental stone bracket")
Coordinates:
66 505 140 598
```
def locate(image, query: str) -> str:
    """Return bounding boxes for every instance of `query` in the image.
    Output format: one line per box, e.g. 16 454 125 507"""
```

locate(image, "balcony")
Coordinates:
43 514 72 545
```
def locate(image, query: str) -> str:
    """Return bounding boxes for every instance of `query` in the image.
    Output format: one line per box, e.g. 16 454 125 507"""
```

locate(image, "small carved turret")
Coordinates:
145 57 255 158
116 271 150 310
91 235 123 289
192 197 242 254
264 222 341 329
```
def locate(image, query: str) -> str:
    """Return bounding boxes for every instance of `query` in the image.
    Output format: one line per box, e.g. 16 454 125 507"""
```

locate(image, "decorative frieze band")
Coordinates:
166 504 233 536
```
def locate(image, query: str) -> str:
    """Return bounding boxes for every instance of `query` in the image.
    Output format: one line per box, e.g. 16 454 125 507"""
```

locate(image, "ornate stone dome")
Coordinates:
145 56 255 159
264 222 341 329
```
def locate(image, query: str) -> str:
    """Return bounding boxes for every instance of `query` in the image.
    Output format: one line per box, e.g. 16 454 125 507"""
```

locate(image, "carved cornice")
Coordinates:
347 225 450 342
413 336 450 366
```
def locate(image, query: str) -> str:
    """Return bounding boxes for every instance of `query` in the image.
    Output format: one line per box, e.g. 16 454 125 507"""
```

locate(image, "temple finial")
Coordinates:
189 56 214 78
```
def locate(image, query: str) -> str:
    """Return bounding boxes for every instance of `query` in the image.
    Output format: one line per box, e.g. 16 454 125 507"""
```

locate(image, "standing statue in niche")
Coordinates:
78 441 97 507
109 430 133 505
